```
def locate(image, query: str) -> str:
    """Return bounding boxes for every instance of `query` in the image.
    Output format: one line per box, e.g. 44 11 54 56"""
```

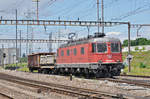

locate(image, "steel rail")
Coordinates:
99 78 150 89
120 74 150 78
0 92 13 99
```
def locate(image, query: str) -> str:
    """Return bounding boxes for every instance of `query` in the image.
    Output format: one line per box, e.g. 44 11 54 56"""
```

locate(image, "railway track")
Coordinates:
0 73 125 99
120 74 150 78
98 77 150 89
0 92 13 99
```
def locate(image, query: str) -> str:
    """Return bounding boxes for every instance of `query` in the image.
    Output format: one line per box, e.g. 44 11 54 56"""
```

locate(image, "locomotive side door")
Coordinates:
88 43 96 63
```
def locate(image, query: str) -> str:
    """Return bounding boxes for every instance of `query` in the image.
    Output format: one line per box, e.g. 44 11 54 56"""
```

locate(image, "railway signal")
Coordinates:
3 53 6 58
126 54 133 67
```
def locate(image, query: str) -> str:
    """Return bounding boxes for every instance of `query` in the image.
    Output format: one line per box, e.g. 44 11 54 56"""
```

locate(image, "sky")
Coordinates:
0 0 150 54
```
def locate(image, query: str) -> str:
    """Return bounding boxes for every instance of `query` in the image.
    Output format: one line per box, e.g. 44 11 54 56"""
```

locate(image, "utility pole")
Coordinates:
26 23 29 56
32 0 40 20
58 17 60 48
31 28 34 53
87 26 90 37
29 28 34 54
16 9 18 67
101 0 104 33
137 26 142 37
24 10 34 56
49 32 52 53
97 0 100 33
2 44 4 68
20 30 22 63
128 23 131 72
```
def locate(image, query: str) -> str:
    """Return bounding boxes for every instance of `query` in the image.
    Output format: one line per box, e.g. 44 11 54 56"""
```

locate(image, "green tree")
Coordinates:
136 38 148 45
123 40 128 46
123 38 150 46
131 40 136 46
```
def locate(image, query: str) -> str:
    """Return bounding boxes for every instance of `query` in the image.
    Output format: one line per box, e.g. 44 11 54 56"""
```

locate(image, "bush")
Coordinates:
142 47 146 51
135 47 139 51
139 62 147 68
20 57 27 63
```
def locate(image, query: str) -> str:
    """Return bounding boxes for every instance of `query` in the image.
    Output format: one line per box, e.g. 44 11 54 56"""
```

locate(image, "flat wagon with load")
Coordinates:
28 53 56 74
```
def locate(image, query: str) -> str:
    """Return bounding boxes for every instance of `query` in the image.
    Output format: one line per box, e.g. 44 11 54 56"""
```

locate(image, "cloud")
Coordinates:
106 32 121 35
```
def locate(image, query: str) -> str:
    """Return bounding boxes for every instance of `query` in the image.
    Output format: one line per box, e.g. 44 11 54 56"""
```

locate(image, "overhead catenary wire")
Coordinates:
111 0 150 21
46 0 88 18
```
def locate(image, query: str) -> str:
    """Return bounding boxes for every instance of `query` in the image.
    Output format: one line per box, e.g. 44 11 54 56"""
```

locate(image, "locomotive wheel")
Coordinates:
116 69 121 76
95 70 104 78
52 68 58 75
49 70 52 74
106 73 112 78
84 69 90 78
38 69 42 73
41 70 45 74
41 69 49 74
29 68 33 73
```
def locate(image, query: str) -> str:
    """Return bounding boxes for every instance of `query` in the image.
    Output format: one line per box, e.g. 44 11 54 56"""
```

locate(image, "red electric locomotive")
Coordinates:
56 33 124 77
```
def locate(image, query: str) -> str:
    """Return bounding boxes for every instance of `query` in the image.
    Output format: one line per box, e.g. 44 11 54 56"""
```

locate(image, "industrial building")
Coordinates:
0 48 19 65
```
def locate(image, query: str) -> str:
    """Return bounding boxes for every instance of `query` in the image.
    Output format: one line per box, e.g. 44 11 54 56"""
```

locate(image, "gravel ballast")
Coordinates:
0 69 150 99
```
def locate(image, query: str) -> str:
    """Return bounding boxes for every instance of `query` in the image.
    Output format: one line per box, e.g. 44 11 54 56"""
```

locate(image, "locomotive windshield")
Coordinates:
97 43 107 53
111 42 120 53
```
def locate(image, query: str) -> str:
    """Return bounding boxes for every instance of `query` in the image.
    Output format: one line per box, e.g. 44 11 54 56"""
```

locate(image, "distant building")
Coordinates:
0 48 19 65
122 45 150 52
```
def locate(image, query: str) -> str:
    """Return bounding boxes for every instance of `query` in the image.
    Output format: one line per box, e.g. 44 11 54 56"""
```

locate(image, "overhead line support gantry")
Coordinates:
0 19 128 27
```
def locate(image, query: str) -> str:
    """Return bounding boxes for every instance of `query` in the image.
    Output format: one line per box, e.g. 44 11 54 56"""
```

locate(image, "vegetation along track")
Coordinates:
0 73 125 99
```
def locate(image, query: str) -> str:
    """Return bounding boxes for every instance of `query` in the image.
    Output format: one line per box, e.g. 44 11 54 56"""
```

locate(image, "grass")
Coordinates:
17 67 29 72
123 50 150 76
4 63 29 72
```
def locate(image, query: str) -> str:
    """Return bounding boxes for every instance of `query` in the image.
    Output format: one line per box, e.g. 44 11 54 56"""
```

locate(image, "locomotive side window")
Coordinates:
67 49 70 56
111 42 120 52
92 43 96 52
97 43 107 53
81 47 84 55
74 48 77 55
61 50 64 56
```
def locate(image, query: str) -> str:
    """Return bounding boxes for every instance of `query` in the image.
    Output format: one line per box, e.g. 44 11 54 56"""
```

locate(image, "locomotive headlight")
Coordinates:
117 60 120 62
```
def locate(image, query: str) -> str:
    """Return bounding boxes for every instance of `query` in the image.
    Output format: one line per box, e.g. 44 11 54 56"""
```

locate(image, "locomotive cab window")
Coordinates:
81 47 84 55
111 42 120 53
92 43 96 53
97 43 107 53
67 49 70 56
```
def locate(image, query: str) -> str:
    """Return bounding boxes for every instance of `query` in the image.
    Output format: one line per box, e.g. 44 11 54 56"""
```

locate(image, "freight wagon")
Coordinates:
28 53 56 73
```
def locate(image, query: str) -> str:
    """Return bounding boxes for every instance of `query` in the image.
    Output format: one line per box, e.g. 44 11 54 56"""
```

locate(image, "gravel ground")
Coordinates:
0 69 150 99
0 79 76 99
